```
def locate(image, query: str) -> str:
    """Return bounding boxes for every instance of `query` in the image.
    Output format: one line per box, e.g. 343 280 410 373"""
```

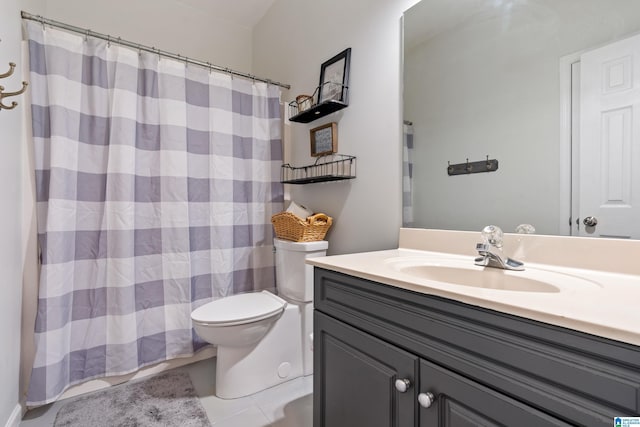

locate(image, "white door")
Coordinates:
579 33 640 238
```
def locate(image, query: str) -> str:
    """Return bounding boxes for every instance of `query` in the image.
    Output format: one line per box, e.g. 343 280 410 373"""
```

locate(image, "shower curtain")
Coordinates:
25 21 284 405
402 122 414 227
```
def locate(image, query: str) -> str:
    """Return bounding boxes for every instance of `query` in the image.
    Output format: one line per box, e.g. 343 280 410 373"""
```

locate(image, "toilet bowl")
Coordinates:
191 291 287 347
190 238 328 399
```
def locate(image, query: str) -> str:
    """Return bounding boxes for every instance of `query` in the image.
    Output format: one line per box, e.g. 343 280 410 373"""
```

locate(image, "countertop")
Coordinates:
307 229 640 347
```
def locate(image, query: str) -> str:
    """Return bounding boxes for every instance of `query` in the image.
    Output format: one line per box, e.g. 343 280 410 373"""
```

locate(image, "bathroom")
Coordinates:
1 0 413 425
1 0 640 426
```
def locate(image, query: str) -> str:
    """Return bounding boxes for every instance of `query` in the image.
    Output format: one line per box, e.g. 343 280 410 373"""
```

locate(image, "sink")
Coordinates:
384 257 602 293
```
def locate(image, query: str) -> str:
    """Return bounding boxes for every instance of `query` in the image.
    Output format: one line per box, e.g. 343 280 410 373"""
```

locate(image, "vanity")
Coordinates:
308 229 640 427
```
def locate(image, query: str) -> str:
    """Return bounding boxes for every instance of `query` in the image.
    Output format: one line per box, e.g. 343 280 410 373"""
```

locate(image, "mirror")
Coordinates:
403 0 640 237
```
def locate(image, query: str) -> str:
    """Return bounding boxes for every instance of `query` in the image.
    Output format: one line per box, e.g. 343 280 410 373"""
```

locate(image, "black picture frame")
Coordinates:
318 48 351 104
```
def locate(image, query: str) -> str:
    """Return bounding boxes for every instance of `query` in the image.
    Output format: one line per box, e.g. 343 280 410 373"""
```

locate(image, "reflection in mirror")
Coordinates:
403 0 640 238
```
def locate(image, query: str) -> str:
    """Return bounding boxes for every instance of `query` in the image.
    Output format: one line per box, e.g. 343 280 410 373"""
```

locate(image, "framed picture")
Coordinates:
310 122 338 157
318 48 351 104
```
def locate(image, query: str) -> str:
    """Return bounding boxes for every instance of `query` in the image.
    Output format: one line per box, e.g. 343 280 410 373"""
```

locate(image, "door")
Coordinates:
579 33 640 238
418 359 572 427
314 312 417 427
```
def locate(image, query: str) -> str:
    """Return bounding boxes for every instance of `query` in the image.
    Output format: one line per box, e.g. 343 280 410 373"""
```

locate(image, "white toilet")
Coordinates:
190 238 328 399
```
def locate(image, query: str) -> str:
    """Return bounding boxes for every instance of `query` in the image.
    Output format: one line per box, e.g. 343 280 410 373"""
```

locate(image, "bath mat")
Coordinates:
53 370 211 427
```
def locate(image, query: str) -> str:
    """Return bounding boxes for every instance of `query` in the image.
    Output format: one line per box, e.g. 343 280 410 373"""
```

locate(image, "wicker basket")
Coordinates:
271 211 332 242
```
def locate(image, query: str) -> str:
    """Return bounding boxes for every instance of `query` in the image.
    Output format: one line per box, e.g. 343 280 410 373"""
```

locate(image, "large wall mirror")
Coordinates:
403 0 640 238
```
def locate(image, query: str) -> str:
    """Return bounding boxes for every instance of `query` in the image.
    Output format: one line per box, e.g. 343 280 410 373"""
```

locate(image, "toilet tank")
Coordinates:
274 238 328 302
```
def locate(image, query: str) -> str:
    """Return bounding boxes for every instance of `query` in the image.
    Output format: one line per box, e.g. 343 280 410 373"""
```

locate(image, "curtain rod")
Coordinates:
21 11 291 90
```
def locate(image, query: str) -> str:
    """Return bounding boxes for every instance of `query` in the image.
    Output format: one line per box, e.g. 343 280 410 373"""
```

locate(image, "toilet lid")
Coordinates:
191 290 287 326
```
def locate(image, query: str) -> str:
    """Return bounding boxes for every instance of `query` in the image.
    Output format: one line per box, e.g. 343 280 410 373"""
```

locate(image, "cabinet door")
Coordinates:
418 359 573 427
314 311 418 427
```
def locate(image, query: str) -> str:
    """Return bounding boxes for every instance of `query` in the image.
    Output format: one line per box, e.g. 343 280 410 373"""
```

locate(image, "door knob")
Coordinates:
418 392 436 408
394 378 411 393
583 216 598 227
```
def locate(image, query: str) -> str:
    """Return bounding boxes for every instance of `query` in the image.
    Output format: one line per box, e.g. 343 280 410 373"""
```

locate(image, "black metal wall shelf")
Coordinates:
288 82 349 123
281 154 356 184
289 100 348 123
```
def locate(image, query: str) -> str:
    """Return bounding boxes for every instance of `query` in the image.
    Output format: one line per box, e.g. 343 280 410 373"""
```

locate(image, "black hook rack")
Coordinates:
447 156 498 176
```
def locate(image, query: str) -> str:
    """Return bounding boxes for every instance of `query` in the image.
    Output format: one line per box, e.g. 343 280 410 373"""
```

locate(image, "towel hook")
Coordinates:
0 82 29 110
0 62 28 111
0 62 16 80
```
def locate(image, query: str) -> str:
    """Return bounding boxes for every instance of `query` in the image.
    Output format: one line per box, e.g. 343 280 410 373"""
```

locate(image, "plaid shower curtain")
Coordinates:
403 122 414 227
25 21 283 405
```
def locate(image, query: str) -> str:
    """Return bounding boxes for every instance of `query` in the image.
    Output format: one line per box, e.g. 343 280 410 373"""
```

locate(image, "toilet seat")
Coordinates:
191 290 287 327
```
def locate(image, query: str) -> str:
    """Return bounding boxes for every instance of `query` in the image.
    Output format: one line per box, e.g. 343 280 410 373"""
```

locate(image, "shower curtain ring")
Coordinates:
39 15 45 30
207 62 212 74
85 29 90 42
107 35 111 48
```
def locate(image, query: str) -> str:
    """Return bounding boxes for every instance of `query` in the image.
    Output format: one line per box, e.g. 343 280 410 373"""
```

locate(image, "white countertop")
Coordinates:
307 229 640 347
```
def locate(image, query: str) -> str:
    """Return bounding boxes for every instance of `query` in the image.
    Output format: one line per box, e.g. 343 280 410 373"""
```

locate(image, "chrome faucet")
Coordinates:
475 225 524 271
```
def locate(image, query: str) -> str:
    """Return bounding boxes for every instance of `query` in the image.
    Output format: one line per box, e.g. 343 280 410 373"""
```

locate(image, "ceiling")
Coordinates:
175 0 277 28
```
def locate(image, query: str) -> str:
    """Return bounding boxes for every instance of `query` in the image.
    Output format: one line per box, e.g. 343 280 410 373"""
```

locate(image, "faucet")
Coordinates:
474 225 524 271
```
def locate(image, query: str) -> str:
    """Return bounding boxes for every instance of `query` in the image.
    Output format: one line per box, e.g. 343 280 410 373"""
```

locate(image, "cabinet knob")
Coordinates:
418 392 436 408
394 378 411 393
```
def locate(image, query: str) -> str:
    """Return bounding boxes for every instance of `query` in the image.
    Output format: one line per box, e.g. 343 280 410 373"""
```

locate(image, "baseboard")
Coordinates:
4 403 22 427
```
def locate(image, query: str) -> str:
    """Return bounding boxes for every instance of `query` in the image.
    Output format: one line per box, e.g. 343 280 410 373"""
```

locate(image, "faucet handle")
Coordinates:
481 225 503 248
515 224 536 234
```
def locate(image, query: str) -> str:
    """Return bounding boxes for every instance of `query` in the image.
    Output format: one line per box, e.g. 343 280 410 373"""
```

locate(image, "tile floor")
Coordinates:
20 358 313 426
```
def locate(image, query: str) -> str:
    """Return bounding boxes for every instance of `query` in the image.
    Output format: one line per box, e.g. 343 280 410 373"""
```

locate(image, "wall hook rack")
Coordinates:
447 155 498 176
0 62 28 111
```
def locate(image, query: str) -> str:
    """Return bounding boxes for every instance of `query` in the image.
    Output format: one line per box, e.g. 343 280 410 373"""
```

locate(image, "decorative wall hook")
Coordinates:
447 155 499 176
0 62 28 111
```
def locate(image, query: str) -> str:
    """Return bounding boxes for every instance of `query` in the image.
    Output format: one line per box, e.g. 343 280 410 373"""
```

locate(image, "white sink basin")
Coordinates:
384 257 602 293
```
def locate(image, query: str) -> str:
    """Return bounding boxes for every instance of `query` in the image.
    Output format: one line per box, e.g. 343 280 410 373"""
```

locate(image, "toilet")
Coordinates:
190 238 328 399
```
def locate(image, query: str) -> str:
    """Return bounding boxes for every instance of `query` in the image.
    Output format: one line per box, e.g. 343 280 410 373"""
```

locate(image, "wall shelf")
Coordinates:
288 82 349 123
289 100 348 123
281 154 356 184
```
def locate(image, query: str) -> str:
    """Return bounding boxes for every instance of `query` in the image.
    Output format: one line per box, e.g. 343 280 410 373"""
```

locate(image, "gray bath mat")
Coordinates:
54 370 211 427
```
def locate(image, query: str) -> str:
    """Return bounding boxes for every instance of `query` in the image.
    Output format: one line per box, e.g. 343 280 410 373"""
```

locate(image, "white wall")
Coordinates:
0 0 34 424
253 0 420 255
26 0 255 72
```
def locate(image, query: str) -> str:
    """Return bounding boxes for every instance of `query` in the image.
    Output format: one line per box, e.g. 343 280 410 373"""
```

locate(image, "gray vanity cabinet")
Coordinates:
314 312 416 427
418 359 571 426
313 268 640 427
